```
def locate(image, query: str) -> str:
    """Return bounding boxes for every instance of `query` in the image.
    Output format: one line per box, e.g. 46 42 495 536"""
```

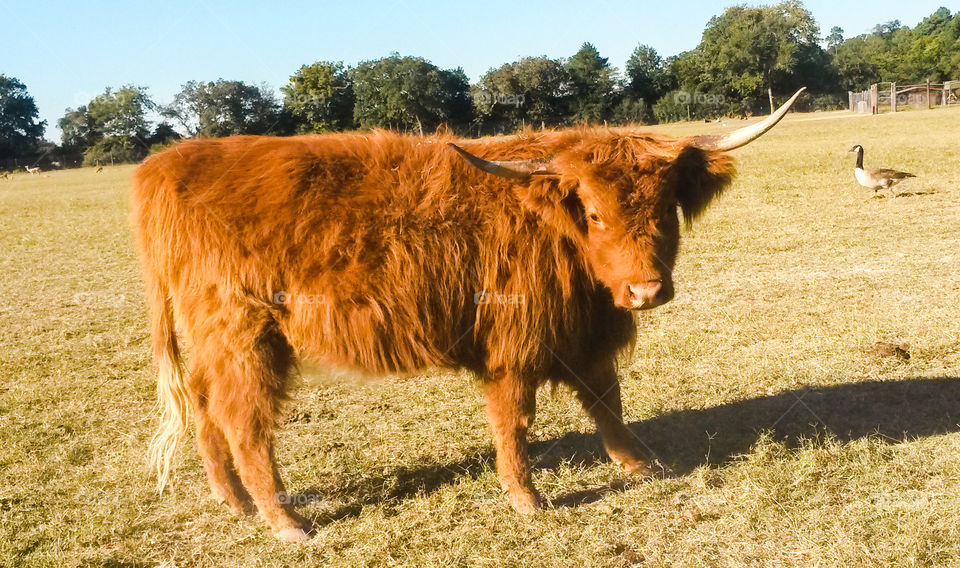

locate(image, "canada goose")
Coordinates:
848 145 915 197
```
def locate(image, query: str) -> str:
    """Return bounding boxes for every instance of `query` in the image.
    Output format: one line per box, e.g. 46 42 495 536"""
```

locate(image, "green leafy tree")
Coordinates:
282 61 354 133
350 54 471 133
164 80 282 137
895 9 958 81
58 106 98 154
0 75 46 161
565 43 617 123
832 8 960 88
833 35 884 89
59 86 154 165
684 1 823 111
474 56 570 133
625 44 674 108
938 11 960 79
87 86 152 140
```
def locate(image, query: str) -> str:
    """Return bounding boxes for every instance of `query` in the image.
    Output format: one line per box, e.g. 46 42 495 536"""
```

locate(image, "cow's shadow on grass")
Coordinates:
297 376 960 519
625 375 960 471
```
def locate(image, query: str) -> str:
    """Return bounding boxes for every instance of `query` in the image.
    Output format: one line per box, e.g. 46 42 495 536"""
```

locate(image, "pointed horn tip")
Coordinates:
700 86 807 152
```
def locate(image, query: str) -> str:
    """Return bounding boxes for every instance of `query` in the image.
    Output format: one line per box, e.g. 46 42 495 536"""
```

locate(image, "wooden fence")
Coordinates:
849 81 960 114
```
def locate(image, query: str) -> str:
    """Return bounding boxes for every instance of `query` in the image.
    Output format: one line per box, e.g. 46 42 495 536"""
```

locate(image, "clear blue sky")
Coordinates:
1 0 951 140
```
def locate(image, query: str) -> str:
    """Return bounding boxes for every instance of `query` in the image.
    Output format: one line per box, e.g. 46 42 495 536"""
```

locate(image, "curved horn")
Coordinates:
697 87 806 151
448 143 556 180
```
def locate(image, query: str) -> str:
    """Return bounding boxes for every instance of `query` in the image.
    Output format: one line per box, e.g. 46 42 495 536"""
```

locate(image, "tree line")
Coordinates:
2 3 958 169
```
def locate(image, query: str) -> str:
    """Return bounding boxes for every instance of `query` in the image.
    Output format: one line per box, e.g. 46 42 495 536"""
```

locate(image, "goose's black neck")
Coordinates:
855 147 864 169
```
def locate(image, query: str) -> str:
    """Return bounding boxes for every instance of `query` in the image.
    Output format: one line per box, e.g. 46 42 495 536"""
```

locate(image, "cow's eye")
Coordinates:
587 213 606 229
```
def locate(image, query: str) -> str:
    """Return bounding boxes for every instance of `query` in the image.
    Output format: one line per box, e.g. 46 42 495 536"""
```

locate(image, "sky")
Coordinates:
1 0 952 141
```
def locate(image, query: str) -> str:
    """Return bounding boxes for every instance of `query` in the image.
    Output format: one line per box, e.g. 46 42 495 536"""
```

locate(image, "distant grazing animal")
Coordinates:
132 89 805 541
849 145 915 197
24 166 40 175
96 166 104 173
0 172 8 180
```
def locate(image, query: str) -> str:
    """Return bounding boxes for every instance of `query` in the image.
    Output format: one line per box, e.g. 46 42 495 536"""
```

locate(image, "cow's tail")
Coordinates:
145 274 190 493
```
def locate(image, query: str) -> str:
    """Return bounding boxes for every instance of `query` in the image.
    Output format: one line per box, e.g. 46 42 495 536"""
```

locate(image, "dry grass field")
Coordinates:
1 106 959 567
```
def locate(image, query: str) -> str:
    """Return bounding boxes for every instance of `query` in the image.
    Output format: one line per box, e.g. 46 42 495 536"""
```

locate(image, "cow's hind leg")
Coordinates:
570 363 653 476
484 371 541 513
188 360 251 514
197 411 251 514
202 320 312 541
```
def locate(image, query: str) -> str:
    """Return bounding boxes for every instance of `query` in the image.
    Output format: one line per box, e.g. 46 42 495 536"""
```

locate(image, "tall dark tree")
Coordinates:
350 54 471 133
282 61 355 133
873 20 902 39
565 43 617 123
474 56 570 133
0 75 46 162
147 122 181 150
164 80 282 137
826 26 844 53
622 44 676 122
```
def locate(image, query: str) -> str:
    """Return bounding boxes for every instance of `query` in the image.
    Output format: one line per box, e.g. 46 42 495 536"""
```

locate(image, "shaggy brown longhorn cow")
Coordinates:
132 88 804 541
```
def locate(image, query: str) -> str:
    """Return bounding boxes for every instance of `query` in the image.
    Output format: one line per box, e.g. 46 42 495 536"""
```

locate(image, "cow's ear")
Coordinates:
670 145 736 224
515 177 588 236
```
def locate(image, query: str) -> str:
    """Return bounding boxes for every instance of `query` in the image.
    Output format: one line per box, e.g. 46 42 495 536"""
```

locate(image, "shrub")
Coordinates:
652 91 691 123
82 138 145 166
609 98 651 125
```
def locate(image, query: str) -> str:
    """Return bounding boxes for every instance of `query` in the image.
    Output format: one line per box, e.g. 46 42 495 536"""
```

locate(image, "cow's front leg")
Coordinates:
484 371 541 513
572 363 653 476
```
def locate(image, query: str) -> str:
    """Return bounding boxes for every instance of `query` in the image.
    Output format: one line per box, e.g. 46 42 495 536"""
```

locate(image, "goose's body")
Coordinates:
849 145 915 196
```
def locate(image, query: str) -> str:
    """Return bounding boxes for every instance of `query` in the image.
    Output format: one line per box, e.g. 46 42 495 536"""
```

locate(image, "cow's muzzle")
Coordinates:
620 280 674 310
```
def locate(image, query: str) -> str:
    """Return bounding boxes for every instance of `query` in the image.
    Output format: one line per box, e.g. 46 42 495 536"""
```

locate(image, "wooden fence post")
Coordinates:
926 80 931 109
891 83 896 113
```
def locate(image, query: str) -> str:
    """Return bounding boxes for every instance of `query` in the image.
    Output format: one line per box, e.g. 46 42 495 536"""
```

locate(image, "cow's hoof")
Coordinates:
619 459 655 477
213 494 249 516
276 526 312 542
508 491 542 515
211 488 256 516
608 449 656 477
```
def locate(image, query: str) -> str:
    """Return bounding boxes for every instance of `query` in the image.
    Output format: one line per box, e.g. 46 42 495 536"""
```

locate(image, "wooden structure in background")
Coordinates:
849 81 957 114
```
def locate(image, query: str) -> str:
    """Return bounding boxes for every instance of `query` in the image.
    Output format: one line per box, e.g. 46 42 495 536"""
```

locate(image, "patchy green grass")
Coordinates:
2 107 960 567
